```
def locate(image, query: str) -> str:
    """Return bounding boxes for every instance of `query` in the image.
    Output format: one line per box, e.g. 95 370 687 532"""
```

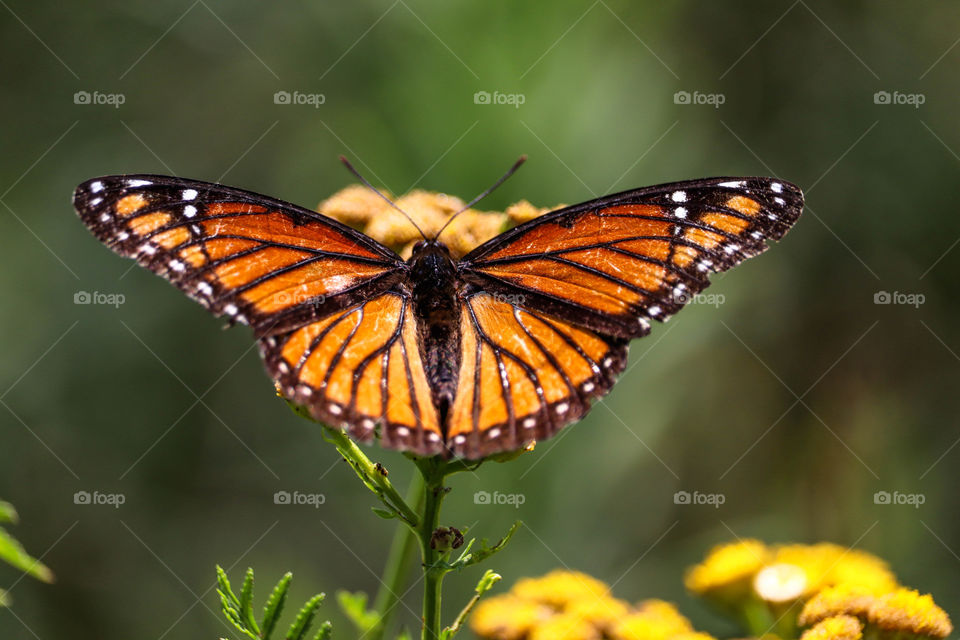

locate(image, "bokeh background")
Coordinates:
1 1 958 638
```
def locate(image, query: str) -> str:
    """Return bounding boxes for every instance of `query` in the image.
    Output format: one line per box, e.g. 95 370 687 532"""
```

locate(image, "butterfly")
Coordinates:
73 160 802 460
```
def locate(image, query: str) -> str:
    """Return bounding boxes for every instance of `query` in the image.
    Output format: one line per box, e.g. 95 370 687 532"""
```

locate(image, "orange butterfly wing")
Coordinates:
448 178 803 458
73 175 404 336
262 292 445 455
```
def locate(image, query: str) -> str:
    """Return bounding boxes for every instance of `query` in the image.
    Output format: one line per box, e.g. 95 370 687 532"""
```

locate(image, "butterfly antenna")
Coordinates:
433 155 527 242
339 156 427 241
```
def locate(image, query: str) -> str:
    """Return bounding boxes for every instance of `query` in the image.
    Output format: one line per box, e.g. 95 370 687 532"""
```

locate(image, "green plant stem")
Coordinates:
416 459 449 640
369 473 426 640
321 426 420 527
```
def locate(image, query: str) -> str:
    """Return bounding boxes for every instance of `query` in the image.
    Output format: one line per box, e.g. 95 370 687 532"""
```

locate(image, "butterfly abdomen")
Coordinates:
408 242 462 434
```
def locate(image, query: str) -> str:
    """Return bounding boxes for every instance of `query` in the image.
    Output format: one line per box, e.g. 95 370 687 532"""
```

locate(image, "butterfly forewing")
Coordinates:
73 175 404 336
460 177 803 339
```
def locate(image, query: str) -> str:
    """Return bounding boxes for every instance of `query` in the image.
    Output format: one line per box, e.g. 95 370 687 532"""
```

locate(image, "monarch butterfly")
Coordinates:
73 158 802 460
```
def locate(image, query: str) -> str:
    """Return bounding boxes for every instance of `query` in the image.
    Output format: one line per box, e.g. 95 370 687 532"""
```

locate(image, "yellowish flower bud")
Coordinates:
799 615 863 640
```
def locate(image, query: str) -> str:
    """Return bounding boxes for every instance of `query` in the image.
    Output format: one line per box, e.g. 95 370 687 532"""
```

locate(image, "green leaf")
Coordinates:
475 569 502 594
0 502 18 524
285 592 325 640
371 507 398 520
336 590 379 632
460 521 520 568
239 567 259 634
440 570 502 640
395 630 413 640
0 527 53 583
311 621 332 640
262 572 293 639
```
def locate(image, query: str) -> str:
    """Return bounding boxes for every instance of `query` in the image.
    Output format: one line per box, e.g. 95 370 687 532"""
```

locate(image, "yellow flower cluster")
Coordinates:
685 540 896 604
686 540 952 640
800 585 952 639
470 570 715 640
317 184 557 259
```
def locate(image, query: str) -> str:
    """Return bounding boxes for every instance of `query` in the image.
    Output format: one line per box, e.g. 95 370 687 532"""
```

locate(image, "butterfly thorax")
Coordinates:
408 241 462 434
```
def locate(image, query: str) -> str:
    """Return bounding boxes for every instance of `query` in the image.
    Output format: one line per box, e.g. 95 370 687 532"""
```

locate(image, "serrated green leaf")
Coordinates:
371 507 397 520
216 566 237 603
285 592 325 640
261 572 292 638
221 604 259 640
0 527 53 582
239 567 259 634
311 621 332 640
460 521 520 568
0 502 17 524
475 569 501 594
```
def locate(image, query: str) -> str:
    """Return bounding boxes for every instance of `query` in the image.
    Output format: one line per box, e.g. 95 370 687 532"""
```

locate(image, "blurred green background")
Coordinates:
1 1 958 638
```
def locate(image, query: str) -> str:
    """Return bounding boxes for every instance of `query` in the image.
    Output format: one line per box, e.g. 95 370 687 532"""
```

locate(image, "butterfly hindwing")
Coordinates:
446 293 628 459
73 174 405 336
459 177 803 340
261 292 446 457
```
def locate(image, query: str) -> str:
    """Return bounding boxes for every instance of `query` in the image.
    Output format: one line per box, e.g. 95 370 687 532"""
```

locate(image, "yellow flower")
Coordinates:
685 539 771 595
528 613 601 640
318 184 558 258
610 599 694 640
753 562 810 603
512 570 612 609
505 200 557 225
317 184 390 227
470 594 552 640
799 615 863 640
867 588 953 638
565 596 632 630
771 544 895 597
799 585 876 626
